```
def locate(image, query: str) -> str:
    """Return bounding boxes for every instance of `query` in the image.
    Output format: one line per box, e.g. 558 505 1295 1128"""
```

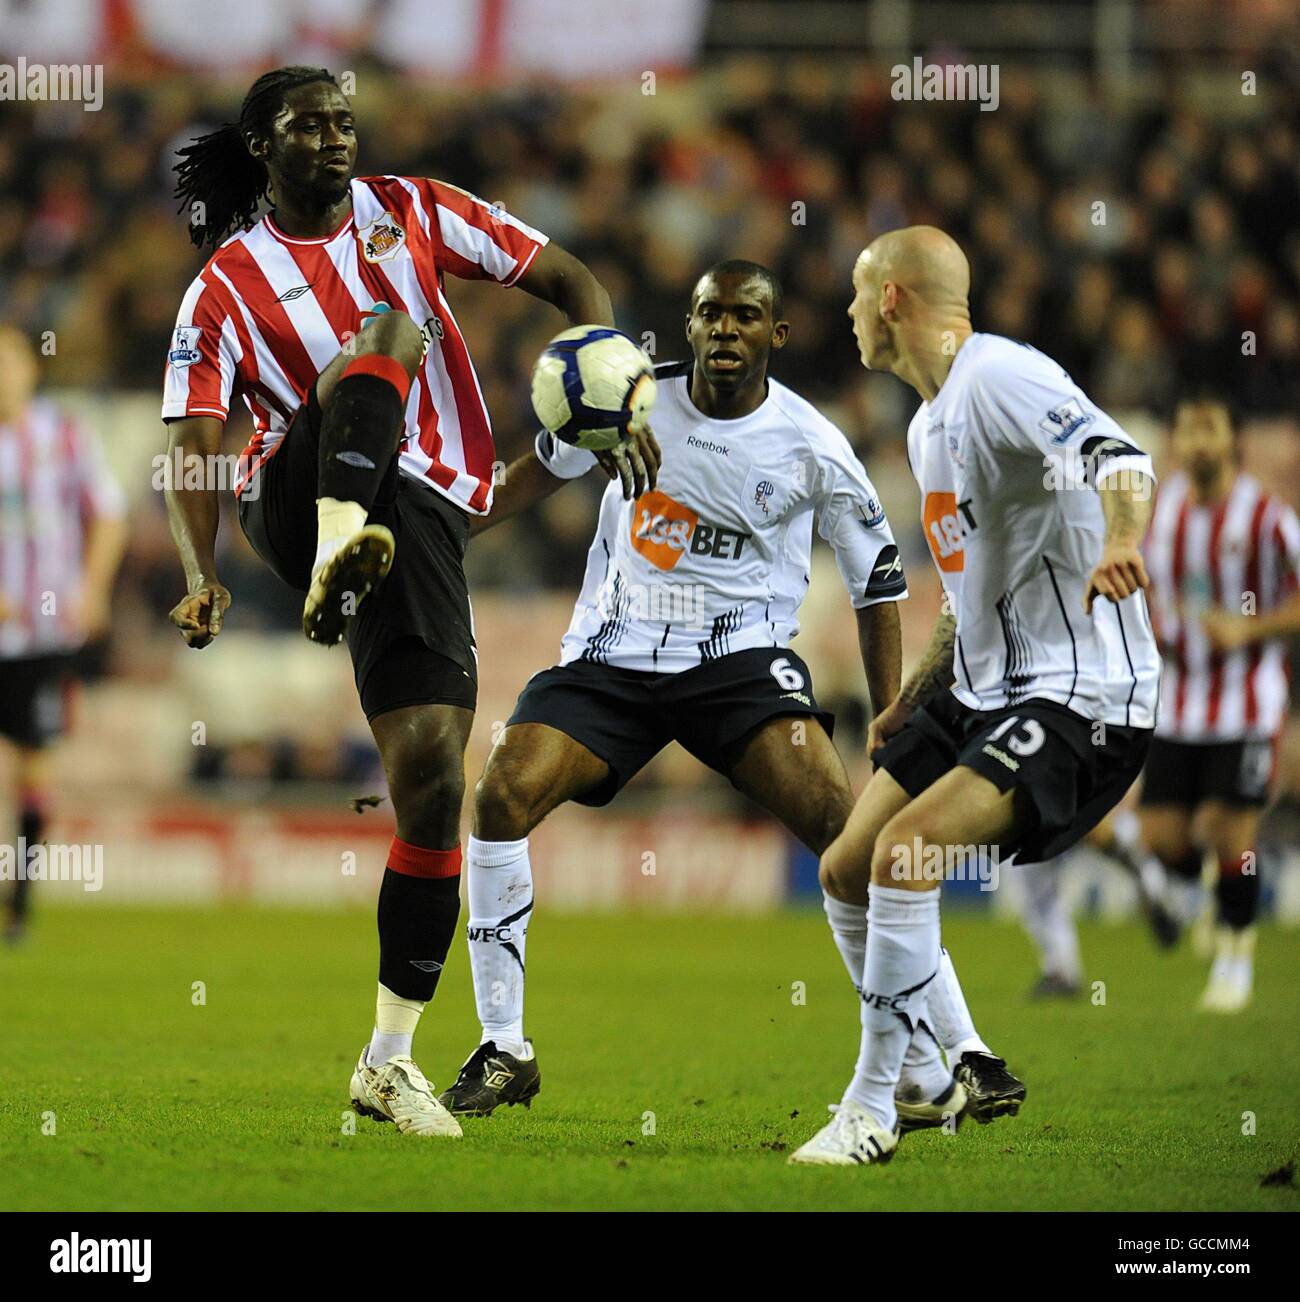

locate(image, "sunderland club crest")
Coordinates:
359 212 406 263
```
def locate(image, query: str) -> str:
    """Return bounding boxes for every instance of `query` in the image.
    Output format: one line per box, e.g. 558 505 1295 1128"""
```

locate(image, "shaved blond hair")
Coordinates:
858 225 971 313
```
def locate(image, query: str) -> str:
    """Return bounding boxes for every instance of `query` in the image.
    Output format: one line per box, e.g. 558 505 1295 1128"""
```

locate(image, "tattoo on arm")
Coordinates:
898 608 957 707
1099 474 1153 547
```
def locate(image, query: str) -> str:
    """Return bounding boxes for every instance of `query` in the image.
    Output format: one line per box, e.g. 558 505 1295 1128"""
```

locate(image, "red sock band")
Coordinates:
342 353 411 403
19 788 50 814
387 837 462 879
1218 850 1253 878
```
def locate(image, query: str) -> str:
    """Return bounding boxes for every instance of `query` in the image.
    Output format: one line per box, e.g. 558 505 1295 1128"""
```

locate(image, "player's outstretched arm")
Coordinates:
469 451 570 537
1085 473 1153 614
164 415 230 649
514 243 660 498
516 242 615 329
866 606 957 756
472 421 661 538
855 601 902 722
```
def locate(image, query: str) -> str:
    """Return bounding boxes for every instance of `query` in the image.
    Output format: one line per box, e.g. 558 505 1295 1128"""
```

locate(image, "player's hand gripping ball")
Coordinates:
530 325 656 452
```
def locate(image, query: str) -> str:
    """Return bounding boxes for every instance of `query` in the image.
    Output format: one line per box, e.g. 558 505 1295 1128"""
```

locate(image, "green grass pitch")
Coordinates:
1 906 1296 1211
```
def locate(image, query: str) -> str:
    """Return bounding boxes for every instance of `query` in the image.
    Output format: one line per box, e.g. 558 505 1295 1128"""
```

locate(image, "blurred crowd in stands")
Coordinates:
3 51 1299 793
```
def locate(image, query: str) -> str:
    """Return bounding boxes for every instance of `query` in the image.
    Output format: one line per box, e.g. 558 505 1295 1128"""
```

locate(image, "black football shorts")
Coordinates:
1138 735 1275 809
873 690 1152 865
0 654 75 749
507 646 834 806
237 391 477 721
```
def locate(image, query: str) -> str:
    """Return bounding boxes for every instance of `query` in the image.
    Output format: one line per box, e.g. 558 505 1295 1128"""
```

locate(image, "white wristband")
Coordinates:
534 429 598 480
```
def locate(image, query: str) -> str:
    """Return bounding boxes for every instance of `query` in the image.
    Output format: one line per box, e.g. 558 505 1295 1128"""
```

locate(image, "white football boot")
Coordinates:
349 1047 463 1137
303 524 395 645
1199 928 1254 1014
894 1077 969 1133
788 1101 899 1166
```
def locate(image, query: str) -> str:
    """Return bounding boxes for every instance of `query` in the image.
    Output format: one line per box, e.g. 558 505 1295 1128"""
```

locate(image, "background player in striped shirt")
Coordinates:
1140 393 1300 1011
162 66 656 1137
0 326 127 944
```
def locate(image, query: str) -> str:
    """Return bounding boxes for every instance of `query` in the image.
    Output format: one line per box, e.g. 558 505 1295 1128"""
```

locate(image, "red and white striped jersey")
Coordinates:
161 176 549 513
0 398 127 660
1145 471 1300 741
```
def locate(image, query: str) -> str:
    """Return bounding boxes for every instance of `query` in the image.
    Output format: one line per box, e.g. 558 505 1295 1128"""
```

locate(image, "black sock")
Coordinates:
317 367 408 512
1165 848 1203 883
10 805 44 922
1216 855 1261 931
377 869 461 1002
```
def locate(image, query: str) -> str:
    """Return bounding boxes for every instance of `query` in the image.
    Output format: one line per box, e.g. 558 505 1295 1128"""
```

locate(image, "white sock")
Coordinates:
822 892 867 993
827 891 950 1100
1168 876 1204 928
466 835 533 1056
366 982 424 1065
1019 858 1083 983
1110 809 1168 904
313 497 367 574
1231 927 1256 990
898 1025 953 1102
843 885 941 1130
928 947 990 1061
1211 926 1256 989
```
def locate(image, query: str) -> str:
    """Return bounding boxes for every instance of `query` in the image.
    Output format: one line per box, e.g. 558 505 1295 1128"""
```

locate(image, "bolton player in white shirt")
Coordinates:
790 227 1160 1167
439 261 1025 1124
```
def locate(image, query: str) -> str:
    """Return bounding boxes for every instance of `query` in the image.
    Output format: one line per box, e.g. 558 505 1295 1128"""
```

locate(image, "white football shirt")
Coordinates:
905 333 1160 728
537 363 907 674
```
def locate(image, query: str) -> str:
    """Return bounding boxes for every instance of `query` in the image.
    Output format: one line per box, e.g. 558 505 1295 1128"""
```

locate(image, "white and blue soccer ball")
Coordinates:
530 325 656 452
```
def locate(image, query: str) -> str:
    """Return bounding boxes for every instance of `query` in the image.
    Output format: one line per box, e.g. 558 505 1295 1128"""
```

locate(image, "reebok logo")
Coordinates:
686 435 730 456
872 551 904 582
981 743 1019 772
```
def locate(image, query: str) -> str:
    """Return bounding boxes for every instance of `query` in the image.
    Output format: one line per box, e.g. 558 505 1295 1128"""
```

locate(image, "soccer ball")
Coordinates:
530 325 656 452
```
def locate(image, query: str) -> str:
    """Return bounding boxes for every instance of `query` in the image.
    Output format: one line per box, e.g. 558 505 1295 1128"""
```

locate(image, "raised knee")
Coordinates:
392 764 465 845
820 834 870 904
871 812 920 885
473 767 535 842
362 309 424 375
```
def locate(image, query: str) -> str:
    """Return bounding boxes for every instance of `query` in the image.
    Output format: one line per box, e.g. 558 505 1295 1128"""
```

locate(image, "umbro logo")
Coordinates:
484 1069 514 1089
408 959 444 973
334 450 376 469
276 284 313 302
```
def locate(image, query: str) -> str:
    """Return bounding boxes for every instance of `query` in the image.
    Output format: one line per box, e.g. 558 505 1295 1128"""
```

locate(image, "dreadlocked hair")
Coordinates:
173 66 339 249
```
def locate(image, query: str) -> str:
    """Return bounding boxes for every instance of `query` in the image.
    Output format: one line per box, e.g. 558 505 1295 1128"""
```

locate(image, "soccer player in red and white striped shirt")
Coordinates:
1140 394 1300 1011
162 67 657 1135
0 326 127 943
